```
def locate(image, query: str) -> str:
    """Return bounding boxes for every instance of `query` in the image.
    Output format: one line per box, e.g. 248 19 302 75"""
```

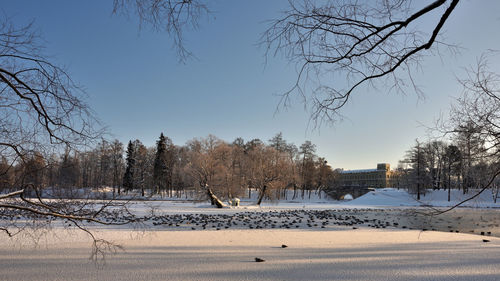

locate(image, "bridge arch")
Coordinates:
327 186 374 200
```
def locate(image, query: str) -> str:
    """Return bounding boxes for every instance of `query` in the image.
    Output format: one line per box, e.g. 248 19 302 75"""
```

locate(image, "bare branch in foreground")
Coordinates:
112 0 211 63
263 0 460 125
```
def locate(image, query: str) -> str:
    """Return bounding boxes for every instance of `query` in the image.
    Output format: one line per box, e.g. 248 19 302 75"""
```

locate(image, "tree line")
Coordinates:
0 133 337 204
395 56 500 204
396 132 497 202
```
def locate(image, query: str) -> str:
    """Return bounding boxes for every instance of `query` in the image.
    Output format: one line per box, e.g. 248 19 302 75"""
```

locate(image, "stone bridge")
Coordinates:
327 186 375 200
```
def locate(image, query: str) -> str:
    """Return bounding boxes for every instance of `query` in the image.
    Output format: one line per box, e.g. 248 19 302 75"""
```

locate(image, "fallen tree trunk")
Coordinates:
207 188 224 208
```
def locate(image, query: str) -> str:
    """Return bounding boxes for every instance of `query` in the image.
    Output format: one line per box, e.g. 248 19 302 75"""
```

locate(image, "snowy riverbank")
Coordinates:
38 187 500 209
343 188 499 208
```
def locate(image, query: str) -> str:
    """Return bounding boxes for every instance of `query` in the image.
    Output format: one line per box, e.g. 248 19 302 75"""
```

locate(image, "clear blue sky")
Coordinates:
3 0 500 169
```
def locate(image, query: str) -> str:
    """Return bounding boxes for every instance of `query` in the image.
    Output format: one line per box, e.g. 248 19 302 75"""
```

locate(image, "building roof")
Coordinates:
340 169 378 174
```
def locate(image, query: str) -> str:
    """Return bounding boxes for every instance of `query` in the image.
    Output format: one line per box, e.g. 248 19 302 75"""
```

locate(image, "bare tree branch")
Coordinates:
0 18 136 259
421 52 500 213
112 0 211 63
0 189 23 200
263 0 460 124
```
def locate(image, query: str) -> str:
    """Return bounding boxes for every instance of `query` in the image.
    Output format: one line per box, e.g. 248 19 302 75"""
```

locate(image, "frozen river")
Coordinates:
121 200 500 238
1 227 499 281
1 201 500 280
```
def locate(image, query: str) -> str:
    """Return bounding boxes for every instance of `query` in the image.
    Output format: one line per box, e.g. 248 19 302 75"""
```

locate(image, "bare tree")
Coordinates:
245 144 294 205
263 0 460 123
430 54 500 214
0 18 137 257
110 139 125 196
184 135 234 204
172 145 192 197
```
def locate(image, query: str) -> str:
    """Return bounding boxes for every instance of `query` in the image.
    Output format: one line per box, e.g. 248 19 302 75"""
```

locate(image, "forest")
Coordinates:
3 123 499 206
0 133 337 204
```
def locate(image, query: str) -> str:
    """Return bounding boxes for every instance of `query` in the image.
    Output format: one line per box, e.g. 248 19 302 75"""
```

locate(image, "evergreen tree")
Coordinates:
443 145 461 201
153 133 169 194
123 140 135 192
59 150 80 188
404 139 432 200
455 122 484 194
0 156 13 192
269 132 287 152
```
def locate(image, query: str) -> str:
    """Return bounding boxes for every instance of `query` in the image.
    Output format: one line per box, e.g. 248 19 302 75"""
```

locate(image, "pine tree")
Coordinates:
59 150 80 188
153 133 168 195
123 141 135 192
299 141 317 198
269 132 287 152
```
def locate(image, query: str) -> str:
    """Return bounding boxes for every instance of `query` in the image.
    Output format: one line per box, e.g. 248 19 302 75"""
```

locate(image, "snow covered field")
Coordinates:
1 188 499 280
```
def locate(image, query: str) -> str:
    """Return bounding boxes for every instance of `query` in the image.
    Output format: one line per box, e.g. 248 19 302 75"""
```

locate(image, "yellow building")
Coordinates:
339 163 396 188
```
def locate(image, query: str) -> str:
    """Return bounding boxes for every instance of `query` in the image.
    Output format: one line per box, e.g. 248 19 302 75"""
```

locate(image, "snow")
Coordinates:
1 228 499 281
340 168 378 173
120 188 499 213
38 187 335 204
343 188 499 208
2 187 500 280
342 193 354 200
37 186 500 209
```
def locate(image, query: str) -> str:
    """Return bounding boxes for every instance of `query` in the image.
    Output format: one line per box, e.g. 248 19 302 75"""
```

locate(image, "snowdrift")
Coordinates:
343 188 499 208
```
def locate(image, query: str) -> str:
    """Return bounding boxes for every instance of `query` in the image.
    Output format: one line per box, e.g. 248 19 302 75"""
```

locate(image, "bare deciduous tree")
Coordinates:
245 144 295 205
0 18 137 257
184 135 229 201
430 54 500 214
